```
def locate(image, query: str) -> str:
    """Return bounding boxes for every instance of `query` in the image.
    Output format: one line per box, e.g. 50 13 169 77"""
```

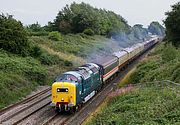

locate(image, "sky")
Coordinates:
1 0 179 27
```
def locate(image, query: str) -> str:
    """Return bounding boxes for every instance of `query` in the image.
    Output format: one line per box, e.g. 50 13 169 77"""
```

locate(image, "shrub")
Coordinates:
26 23 49 36
29 31 49 36
171 63 180 83
64 60 73 66
48 31 62 41
0 14 30 56
39 53 62 65
30 45 42 58
161 45 178 62
83 28 95 36
24 69 47 85
130 60 160 83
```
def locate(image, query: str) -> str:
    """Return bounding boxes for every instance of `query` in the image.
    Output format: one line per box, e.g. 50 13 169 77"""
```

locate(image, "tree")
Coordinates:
148 22 165 36
27 22 42 32
51 2 129 36
0 14 29 56
164 2 180 47
26 22 48 36
132 24 149 40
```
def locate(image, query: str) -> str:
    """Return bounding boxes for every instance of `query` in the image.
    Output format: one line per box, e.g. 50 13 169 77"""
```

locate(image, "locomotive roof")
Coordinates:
73 67 91 80
65 63 101 80
83 63 100 73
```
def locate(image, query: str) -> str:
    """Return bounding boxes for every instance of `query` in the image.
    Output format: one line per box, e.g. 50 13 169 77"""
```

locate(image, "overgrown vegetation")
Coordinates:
0 14 29 56
87 84 180 125
128 43 180 84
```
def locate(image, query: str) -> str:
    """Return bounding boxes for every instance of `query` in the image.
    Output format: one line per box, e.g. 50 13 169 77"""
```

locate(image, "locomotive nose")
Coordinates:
51 82 76 110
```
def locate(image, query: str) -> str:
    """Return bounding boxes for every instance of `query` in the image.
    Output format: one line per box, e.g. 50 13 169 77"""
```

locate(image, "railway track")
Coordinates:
0 87 51 124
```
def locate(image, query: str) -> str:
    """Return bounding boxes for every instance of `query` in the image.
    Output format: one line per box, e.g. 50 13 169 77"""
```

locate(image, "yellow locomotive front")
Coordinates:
52 82 76 111
51 73 78 112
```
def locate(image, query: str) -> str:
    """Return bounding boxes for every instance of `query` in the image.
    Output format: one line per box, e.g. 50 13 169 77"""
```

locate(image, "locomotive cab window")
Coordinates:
56 74 78 82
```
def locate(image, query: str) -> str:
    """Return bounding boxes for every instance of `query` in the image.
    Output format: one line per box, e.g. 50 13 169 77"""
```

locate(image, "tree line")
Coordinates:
2 1 179 57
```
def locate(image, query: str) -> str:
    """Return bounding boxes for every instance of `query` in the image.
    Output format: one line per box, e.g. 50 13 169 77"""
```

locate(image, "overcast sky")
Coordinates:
1 0 179 27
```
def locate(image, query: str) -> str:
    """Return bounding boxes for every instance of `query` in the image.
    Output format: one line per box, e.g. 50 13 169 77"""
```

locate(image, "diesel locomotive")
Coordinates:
51 36 160 112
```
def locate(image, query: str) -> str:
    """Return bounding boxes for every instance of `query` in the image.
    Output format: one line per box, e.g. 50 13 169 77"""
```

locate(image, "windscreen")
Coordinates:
56 74 78 82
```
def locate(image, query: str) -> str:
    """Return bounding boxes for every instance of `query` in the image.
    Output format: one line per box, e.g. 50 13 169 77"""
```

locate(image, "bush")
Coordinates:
64 60 73 66
0 14 30 56
83 28 95 36
29 31 49 36
48 31 62 41
161 45 178 62
30 45 42 58
39 53 63 65
130 60 160 83
26 23 49 36
24 69 47 85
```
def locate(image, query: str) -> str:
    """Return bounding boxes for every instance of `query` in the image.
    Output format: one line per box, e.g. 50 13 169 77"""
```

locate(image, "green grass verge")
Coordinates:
86 84 180 125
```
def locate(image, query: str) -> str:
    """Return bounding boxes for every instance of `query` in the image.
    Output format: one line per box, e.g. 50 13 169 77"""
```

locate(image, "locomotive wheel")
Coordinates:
70 106 76 114
55 107 61 113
